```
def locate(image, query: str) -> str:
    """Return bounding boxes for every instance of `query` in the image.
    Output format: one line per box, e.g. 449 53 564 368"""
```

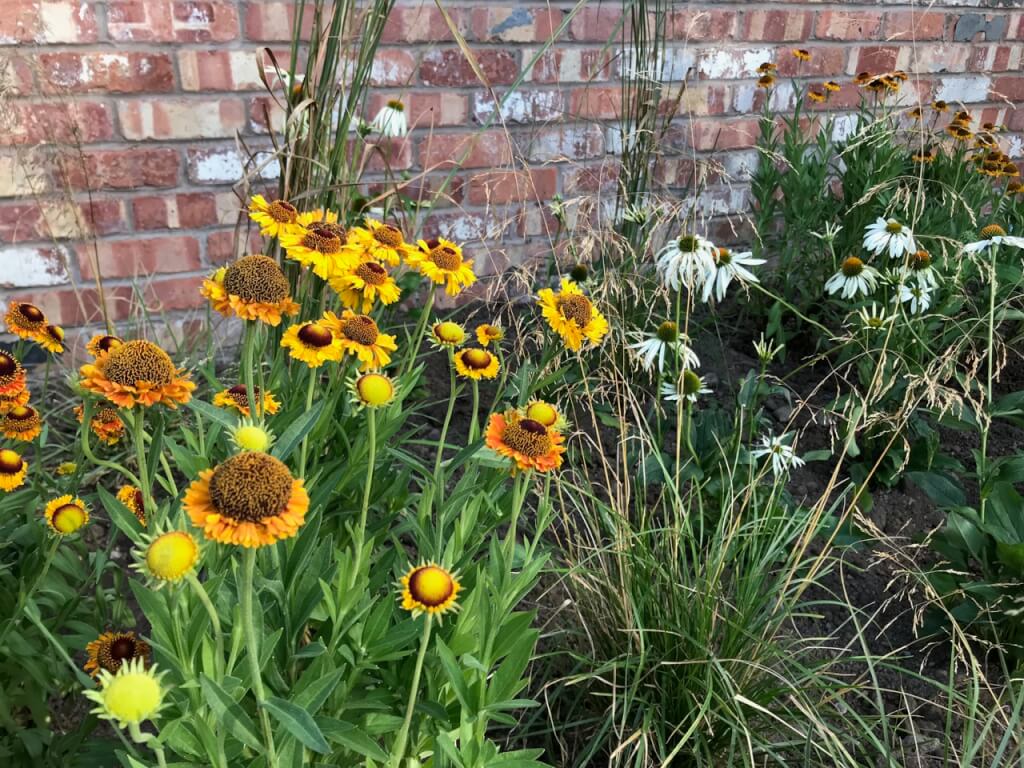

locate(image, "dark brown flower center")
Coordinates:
841 257 864 277
6 405 33 421
910 250 931 270
981 224 1006 238
502 418 552 458
0 449 23 474
302 223 345 254
223 255 289 304
373 224 403 248
45 325 63 342
355 261 388 285
338 315 379 345
100 340 176 387
297 322 334 348
228 384 260 408
429 246 461 271
110 636 136 660
95 335 121 353
209 452 294 523
462 349 492 369
18 303 44 323
557 294 592 327
0 353 18 378
95 406 121 424
268 200 298 223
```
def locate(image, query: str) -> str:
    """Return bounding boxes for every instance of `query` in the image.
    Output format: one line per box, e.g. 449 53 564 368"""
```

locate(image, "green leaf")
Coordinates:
906 470 965 508
272 400 326 461
198 675 263 751
187 397 238 431
435 636 472 712
318 718 388 761
263 696 330 754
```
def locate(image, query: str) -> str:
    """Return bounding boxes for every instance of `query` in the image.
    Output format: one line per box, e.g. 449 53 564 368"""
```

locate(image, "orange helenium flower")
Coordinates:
484 409 566 473
79 340 195 409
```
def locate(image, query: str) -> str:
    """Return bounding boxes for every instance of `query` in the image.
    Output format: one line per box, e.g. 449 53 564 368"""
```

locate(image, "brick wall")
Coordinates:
1 0 1022 343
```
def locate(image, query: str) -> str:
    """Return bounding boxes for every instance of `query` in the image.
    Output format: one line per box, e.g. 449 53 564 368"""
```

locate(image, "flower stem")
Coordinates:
242 321 259 418
298 366 317 478
391 615 432 768
503 471 530 565
131 410 155 525
469 380 480 442
979 243 1000 524
0 537 61 649
433 348 457 508
351 408 376 584
79 402 141 488
240 549 278 768
186 572 225 682
403 284 435 377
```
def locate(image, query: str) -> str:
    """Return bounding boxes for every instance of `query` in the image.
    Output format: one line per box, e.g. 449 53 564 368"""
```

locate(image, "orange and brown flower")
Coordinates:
79 340 195 409
0 350 27 398
1 405 41 441
85 631 151 678
201 255 299 326
75 404 126 445
4 301 47 341
484 409 566 473
212 384 281 417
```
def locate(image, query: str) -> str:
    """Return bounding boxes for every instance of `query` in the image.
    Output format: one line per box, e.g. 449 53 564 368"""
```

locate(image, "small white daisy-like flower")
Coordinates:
863 217 916 260
627 322 699 373
750 433 805 476
896 283 931 315
856 303 895 332
899 249 938 289
370 99 408 138
701 247 765 303
963 224 1024 253
656 233 716 292
825 256 880 299
661 370 711 404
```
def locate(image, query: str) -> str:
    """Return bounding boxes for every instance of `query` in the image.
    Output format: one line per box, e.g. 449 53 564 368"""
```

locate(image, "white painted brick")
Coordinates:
0 246 69 288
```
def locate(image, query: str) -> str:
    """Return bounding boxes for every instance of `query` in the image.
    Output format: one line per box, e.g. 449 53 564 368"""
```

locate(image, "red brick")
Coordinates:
79 236 202 280
468 168 558 205
529 48 615 84
816 11 883 41
470 7 562 43
690 118 761 151
666 9 736 42
60 148 180 191
0 203 42 243
367 92 468 129
420 131 513 170
990 76 1024 103
118 99 246 140
132 193 219 231
854 46 900 75
38 52 175 94
178 49 266 91
569 6 625 42
207 229 260 264
420 49 519 87
362 139 413 173
244 2 314 42
570 87 622 120
369 50 417 86
566 162 620 194
885 11 947 42
740 10 813 42
774 47 846 77
382 5 462 43
78 199 127 237
107 1 239 42
141 276 207 312
2 58 36 96
2 102 113 146
0 1 99 43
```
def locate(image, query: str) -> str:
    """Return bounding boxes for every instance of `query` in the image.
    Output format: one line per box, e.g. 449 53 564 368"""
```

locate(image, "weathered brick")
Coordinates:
0 153 51 197
368 50 417 87
885 11 948 42
79 235 202 279
569 86 621 120
60 148 180 191
119 99 247 140
419 131 513 170
207 228 260 264
0 1 99 44
0 245 68 288
107 1 239 43
381 4 461 43
524 125 604 163
244 1 314 42
420 49 519 87
38 52 175 94
470 7 562 43
468 168 558 205
367 92 468 129
2 102 113 146
740 10 813 42
527 48 615 84
186 147 280 185
178 50 265 91
474 90 564 124
569 6 625 42
816 11 884 41
132 192 221 231
666 9 736 42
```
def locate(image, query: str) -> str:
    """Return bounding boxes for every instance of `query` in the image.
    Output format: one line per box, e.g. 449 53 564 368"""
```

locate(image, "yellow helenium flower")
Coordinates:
212 384 281 417
0 350 27 398
0 448 28 491
4 301 48 341
0 404 42 441
79 340 195 409
36 324 65 354
484 409 566 473
453 347 500 380
431 321 466 348
279 221 356 278
349 372 396 408
322 310 397 371
281 321 344 367
345 218 417 266
184 451 309 548
407 238 476 296
475 323 504 347
524 400 569 432
84 658 167 728
85 631 151 678
328 260 402 313
117 485 147 526
537 278 609 351
400 563 461 617
201 255 300 326
86 334 123 357
44 495 89 535
134 530 200 585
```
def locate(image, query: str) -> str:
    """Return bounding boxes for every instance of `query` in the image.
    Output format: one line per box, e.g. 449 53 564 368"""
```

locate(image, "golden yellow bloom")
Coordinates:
1008 181 1023 195
201 255 299 326
322 310 397 371
280 221 355 278
0 350 26 398
484 409 566 473
756 73 775 89
85 631 151 678
1 404 41 441
79 340 195 409
524 400 568 431
56 461 77 476
86 334 123 357
0 387 31 415
328 260 402 313
184 451 309 548
912 146 936 164
75 404 125 445
824 80 841 93
84 658 166 728
36 324 64 354
792 48 811 62
475 323 504 347
345 219 416 266
453 348 500 380
136 530 199 585
807 89 826 103
931 100 948 113
854 72 873 85
400 563 461 617
213 384 281 417
946 123 972 142
431 321 467 348
350 373 396 408
537 278 609 351
4 301 47 341
0 449 28 491
248 194 300 238
407 238 476 297
117 485 147 526
756 62 776 74
281 321 344 367
230 419 274 453
44 494 89 535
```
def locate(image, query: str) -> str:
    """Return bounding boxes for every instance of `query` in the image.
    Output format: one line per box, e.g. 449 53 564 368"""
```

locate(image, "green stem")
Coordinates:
79 403 141 488
186 572 225 682
979 243 1000 524
351 408 376 583
298 366 318 478
503 472 531 565
131 410 155 525
240 550 279 768
0 537 60 649
403 284 436 377
433 349 457 509
243 321 259 418
390 615 432 768
469 380 480 442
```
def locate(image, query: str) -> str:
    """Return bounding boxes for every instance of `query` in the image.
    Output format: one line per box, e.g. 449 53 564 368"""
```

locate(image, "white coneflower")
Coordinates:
661 370 711 404
825 256 880 299
896 283 931 314
856 303 895 332
863 217 916 260
900 249 938 289
963 224 1024 253
371 99 408 138
656 233 716 292
750 433 805 476
702 247 765 303
627 322 699 374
